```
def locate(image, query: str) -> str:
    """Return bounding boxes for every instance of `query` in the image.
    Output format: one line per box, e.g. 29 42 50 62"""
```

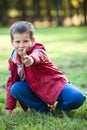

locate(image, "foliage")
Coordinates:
0 0 86 26
0 26 87 129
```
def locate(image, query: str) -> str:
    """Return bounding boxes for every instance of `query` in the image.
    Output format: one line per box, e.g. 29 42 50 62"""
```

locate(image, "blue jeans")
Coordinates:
10 81 86 112
56 83 86 110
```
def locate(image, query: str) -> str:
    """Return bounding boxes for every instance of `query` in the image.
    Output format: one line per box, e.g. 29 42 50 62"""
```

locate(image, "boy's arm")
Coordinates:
5 61 17 114
30 49 47 64
22 43 47 66
5 77 17 109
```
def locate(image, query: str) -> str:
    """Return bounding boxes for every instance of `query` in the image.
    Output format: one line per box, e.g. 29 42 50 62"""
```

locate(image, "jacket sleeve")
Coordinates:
30 43 47 64
5 59 17 110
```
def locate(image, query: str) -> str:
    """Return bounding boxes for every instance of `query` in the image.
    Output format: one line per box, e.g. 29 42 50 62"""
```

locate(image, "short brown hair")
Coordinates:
10 21 35 40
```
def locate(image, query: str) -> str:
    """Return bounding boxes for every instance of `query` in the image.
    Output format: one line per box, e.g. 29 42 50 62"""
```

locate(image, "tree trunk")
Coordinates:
83 0 87 25
54 0 63 26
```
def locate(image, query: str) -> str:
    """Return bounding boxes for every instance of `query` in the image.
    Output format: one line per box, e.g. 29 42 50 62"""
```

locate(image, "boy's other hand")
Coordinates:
6 109 12 115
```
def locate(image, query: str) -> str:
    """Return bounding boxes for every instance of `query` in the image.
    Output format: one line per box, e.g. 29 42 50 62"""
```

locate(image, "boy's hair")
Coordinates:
10 21 35 40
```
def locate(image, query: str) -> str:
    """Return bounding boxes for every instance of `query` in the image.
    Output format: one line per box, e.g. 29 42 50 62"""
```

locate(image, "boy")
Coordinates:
5 21 86 115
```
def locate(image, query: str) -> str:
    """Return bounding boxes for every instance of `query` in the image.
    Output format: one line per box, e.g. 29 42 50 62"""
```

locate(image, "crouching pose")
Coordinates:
5 21 86 115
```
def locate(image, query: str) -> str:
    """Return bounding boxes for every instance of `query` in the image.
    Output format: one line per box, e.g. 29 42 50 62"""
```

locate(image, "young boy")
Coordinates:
5 21 86 115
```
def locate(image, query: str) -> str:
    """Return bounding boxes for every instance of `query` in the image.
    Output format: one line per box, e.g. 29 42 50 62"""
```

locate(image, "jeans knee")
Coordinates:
76 92 86 104
80 94 86 104
10 84 18 97
71 92 86 109
10 82 22 98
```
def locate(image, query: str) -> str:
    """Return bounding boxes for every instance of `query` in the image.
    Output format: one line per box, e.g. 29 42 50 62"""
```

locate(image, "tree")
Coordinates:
0 0 10 25
83 0 87 25
53 0 63 25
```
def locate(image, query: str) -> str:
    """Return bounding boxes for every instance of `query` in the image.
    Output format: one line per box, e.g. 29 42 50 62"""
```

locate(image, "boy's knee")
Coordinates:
71 92 86 109
75 92 86 103
10 83 20 97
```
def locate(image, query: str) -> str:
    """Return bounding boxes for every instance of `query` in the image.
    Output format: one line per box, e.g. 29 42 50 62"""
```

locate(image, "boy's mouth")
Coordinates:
19 48 25 52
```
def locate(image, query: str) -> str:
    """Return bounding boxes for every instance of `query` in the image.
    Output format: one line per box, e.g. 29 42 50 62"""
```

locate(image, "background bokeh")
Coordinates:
0 0 87 27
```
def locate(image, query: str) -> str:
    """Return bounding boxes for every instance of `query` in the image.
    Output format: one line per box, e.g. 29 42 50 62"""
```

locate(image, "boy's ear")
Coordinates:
31 37 35 42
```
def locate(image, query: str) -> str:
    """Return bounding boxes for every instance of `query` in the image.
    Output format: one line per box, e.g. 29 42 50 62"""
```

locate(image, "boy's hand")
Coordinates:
22 49 34 66
6 109 12 115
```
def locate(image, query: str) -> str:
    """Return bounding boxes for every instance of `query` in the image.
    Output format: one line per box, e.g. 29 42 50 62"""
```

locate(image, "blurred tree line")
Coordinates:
0 0 87 27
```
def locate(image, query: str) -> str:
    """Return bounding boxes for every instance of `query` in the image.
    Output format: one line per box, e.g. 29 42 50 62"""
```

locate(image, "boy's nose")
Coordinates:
20 42 25 47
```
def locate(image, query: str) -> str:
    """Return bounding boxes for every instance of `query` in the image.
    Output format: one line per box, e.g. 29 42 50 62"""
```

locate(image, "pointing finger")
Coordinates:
23 49 27 57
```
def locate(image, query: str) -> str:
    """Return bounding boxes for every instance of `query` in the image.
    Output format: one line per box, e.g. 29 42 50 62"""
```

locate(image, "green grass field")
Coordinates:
0 26 87 130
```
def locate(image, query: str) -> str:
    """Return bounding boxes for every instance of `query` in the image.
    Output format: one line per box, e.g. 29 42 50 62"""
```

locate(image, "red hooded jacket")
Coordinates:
5 42 68 110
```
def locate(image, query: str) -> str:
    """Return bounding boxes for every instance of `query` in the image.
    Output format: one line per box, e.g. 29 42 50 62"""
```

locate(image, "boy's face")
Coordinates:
11 33 33 57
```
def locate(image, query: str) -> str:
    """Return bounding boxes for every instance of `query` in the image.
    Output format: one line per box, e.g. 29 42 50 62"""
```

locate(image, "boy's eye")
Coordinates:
24 40 29 43
16 41 20 43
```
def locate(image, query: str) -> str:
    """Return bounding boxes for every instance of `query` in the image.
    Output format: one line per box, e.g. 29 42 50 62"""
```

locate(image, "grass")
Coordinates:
0 26 87 130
